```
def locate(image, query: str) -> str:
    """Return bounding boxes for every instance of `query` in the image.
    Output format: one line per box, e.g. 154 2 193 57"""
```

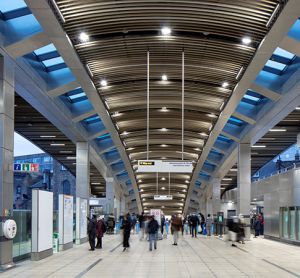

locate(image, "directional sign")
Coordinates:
137 160 193 173
14 163 39 172
154 195 173 200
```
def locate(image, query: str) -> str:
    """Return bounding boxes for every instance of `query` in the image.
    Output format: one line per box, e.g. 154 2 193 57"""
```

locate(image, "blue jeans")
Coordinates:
149 233 157 250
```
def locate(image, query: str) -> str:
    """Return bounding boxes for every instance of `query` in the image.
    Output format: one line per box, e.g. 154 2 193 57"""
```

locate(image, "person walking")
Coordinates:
189 213 200 238
171 214 182 245
121 213 132 251
165 218 169 236
206 214 213 236
161 214 165 235
96 216 106 249
138 212 145 240
87 215 97 251
254 215 261 238
147 215 159 251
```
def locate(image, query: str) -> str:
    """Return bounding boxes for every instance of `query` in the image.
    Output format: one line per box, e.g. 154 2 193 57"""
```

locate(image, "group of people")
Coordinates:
252 213 264 237
87 215 107 251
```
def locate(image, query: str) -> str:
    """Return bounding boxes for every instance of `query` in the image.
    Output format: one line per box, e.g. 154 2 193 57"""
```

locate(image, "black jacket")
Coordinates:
87 218 96 236
121 219 132 233
189 215 200 226
148 219 159 234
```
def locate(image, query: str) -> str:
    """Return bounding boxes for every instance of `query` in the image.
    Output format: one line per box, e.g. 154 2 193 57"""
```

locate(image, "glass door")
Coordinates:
289 207 296 240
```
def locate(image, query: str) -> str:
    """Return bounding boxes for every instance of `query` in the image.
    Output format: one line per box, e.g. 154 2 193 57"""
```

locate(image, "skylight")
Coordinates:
229 116 243 124
69 92 86 100
0 0 26 13
265 60 286 71
42 57 64 68
273 47 295 60
218 134 232 143
84 115 100 123
34 44 56 56
244 94 260 102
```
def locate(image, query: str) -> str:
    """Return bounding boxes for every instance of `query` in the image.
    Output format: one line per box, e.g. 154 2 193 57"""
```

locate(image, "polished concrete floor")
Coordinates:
2 233 300 278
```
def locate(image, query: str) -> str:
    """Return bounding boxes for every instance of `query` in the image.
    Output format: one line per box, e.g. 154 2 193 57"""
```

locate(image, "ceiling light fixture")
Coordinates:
79 32 89 42
50 143 65 146
59 150 73 154
161 187 166 190
121 131 128 135
222 82 229 88
91 182 101 185
40 135 56 138
222 178 232 181
127 147 135 151
112 112 120 117
162 74 168 81
194 148 201 151
161 177 166 181
161 144 167 147
185 180 189 183
242 37 252 45
230 168 238 172
66 156 76 160
270 128 287 132
208 113 217 118
266 4 280 28
161 27 171 36
236 66 244 80
199 132 208 137
296 107 300 110
161 107 168 112
252 145 266 148
100 79 108 87
161 128 168 132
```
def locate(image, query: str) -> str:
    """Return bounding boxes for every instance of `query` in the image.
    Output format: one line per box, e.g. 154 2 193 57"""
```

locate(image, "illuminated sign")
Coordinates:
14 163 39 172
137 160 193 173
154 195 173 200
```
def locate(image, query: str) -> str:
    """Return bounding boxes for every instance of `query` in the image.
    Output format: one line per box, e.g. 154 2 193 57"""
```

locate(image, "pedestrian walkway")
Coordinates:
2 234 300 277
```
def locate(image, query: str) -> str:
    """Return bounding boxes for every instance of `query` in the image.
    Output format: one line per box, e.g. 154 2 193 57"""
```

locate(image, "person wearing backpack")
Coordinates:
96 216 107 249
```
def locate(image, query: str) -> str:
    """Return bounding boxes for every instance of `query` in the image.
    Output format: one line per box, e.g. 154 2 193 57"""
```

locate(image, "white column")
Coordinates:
75 142 89 244
0 55 15 270
237 143 251 239
212 178 221 217
106 177 114 215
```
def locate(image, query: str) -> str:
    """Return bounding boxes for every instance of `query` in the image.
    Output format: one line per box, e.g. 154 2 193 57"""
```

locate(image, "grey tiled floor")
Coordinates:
2 234 300 277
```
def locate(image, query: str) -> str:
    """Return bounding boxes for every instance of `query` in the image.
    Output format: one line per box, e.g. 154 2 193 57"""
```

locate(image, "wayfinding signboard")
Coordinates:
154 195 173 200
14 163 39 172
137 160 193 173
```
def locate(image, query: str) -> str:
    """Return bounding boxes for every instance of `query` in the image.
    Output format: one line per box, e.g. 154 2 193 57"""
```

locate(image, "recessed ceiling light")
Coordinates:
121 131 128 135
66 156 76 160
59 150 73 154
230 168 238 172
242 37 252 45
79 32 89 42
162 74 168 81
252 145 266 148
140 189 144 192
161 128 168 132
91 182 101 185
100 79 107 87
127 147 135 151
199 132 208 137
161 27 171 36
253 198 257 201
161 107 168 112
143 198 146 201
270 128 287 132
185 180 189 183
296 107 300 110
208 114 217 118
161 177 166 181
222 82 229 88
112 112 121 117
182 189 187 192
138 179 142 183
194 148 201 151
40 135 56 138
161 144 167 147
50 143 65 146
222 178 232 181
161 187 166 190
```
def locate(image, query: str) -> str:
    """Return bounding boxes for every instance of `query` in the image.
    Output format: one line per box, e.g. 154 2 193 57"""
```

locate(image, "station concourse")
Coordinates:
1 0 300 277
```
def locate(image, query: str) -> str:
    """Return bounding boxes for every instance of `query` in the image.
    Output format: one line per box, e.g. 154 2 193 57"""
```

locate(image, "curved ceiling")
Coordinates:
55 0 279 214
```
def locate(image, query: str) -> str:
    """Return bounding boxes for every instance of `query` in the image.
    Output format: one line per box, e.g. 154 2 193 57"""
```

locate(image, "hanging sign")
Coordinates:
137 160 193 173
154 195 173 200
14 163 39 172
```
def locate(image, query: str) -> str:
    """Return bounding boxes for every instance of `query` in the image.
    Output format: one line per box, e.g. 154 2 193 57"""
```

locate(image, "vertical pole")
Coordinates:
0 55 15 270
147 51 150 160
182 50 184 160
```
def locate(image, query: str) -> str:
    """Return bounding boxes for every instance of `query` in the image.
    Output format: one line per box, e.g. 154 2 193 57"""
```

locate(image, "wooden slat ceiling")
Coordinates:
55 0 280 212
14 94 106 197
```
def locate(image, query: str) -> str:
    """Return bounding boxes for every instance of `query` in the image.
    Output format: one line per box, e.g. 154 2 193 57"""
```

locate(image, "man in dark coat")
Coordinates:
96 216 106 249
189 213 200 238
148 215 159 251
121 213 132 251
87 215 97 251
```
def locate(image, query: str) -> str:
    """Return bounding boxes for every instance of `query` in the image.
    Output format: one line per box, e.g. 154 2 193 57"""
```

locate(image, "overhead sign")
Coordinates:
14 163 39 172
137 160 193 173
154 195 173 200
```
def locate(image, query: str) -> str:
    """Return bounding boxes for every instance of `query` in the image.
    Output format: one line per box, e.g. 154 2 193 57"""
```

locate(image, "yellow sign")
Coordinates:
139 161 155 166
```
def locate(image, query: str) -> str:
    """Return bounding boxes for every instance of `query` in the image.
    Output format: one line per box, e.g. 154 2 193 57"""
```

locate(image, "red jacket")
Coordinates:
96 219 106 237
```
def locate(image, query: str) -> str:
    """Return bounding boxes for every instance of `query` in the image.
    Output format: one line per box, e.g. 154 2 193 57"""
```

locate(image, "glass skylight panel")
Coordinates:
42 57 64 68
218 134 231 142
265 60 286 71
34 44 56 56
273 47 295 60
68 92 86 100
0 0 26 13
97 133 110 140
229 117 243 124
85 115 100 123
244 94 260 102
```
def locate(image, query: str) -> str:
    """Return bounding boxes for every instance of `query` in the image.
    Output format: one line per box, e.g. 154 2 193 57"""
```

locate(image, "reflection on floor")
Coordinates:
2 233 300 277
